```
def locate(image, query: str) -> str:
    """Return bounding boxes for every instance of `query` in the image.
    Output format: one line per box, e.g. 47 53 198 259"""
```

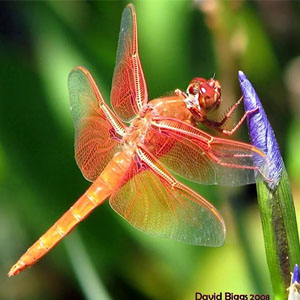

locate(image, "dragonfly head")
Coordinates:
186 77 221 113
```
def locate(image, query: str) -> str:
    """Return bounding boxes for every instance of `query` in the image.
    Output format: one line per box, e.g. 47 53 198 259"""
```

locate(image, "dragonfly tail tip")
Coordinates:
8 262 23 277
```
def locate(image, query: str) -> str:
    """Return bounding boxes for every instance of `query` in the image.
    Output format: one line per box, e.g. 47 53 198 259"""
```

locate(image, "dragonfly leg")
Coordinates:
214 96 244 126
174 88 187 98
203 96 259 136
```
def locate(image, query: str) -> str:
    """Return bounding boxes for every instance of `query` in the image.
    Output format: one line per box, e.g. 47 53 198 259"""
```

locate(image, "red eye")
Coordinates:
188 84 198 95
207 79 221 91
199 82 215 99
200 86 207 96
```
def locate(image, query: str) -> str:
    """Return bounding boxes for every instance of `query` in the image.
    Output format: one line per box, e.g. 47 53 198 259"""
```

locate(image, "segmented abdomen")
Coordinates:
8 150 133 276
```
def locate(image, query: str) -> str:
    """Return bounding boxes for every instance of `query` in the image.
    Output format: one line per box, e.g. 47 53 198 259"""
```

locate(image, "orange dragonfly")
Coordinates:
8 4 268 277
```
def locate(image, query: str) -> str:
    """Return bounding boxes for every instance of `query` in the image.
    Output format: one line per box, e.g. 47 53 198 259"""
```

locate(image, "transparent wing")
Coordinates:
111 4 148 122
147 117 269 186
110 149 225 246
68 66 122 182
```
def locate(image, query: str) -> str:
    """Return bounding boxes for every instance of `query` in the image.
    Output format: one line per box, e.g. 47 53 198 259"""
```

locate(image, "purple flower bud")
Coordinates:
238 71 283 188
288 265 300 300
293 264 300 284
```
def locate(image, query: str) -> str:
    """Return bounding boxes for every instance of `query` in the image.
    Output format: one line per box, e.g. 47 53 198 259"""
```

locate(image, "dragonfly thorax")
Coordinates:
123 113 152 146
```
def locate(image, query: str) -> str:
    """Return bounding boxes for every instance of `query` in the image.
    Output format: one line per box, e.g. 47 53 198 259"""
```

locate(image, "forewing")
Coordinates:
111 4 148 122
109 151 225 246
68 66 120 182
148 118 269 186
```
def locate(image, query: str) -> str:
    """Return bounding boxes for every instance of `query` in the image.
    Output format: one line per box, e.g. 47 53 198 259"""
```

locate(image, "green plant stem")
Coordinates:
257 168 300 299
64 231 112 300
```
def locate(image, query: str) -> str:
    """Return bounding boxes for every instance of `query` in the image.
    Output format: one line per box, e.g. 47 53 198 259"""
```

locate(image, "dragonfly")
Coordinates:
8 4 268 277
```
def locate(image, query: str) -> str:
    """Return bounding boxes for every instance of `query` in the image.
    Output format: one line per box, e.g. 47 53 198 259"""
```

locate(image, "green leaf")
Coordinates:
257 168 300 299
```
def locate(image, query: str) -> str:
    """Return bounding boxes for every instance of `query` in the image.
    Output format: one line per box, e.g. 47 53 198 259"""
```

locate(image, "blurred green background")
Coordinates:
0 1 300 299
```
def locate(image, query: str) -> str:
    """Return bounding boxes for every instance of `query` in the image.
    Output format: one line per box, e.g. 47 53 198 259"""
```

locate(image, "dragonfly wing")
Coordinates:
68 66 121 182
148 118 268 186
144 127 217 183
111 4 148 122
110 148 225 246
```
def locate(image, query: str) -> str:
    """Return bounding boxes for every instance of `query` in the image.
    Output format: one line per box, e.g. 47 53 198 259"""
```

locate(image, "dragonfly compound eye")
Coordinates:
187 84 199 96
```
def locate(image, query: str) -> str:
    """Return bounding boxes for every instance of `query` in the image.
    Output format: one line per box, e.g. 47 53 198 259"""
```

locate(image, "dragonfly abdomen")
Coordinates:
8 151 133 277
